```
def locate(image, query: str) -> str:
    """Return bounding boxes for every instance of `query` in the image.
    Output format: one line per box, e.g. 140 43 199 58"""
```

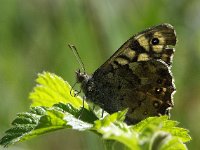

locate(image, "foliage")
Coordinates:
0 72 191 149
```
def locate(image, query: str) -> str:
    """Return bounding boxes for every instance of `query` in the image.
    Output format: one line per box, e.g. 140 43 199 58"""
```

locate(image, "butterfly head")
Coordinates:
76 69 90 83
76 69 94 97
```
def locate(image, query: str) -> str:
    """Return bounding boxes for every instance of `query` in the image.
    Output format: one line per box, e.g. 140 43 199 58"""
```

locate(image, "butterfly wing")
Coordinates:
121 60 175 124
97 23 176 72
89 59 175 124
83 24 177 124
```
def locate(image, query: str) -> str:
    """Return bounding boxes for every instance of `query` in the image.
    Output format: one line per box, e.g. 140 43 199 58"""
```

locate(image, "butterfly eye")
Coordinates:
151 38 159 45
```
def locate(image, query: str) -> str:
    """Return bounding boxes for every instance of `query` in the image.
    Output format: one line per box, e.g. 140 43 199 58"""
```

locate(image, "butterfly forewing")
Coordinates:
98 23 176 71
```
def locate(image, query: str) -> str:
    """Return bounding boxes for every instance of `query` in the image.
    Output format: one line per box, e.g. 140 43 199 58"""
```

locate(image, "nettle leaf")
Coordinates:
131 116 191 150
93 114 191 150
93 110 140 150
0 72 191 149
0 103 95 147
29 72 88 109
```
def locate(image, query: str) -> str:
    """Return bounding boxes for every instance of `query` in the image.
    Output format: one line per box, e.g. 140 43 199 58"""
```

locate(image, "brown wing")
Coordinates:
97 23 176 73
86 24 176 124
90 60 175 124
123 60 175 124
83 23 177 124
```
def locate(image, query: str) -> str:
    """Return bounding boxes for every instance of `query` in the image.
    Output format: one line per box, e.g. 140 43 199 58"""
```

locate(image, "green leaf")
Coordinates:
131 116 191 150
159 137 187 150
0 103 95 147
93 110 140 150
29 72 88 109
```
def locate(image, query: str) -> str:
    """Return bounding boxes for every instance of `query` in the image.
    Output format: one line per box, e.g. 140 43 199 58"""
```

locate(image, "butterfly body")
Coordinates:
76 23 177 124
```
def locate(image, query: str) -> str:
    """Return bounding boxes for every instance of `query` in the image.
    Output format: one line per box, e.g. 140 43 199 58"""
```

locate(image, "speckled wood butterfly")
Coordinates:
76 23 177 124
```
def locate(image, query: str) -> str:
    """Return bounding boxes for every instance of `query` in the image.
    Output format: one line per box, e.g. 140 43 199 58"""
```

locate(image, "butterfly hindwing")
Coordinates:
89 59 175 124
124 60 175 123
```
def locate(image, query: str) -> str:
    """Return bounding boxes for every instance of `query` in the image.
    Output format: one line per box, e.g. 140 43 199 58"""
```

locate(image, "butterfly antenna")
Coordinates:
68 44 86 73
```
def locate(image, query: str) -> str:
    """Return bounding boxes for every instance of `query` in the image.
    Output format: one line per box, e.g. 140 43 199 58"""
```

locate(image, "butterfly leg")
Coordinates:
70 82 81 97
74 89 81 97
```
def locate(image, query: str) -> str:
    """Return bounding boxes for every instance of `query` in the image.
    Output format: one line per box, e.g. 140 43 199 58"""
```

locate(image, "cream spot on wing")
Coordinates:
115 57 129 65
123 48 136 61
163 88 167 92
137 53 150 61
154 32 162 37
152 45 164 53
137 36 149 51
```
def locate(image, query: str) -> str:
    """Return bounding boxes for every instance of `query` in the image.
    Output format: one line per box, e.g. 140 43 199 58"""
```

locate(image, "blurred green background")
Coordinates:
0 0 199 149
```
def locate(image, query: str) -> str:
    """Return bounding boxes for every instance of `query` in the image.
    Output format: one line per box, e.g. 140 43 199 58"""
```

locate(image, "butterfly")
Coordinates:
76 23 177 124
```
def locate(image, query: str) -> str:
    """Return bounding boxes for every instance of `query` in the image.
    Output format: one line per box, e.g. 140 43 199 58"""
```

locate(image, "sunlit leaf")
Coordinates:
29 72 87 109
